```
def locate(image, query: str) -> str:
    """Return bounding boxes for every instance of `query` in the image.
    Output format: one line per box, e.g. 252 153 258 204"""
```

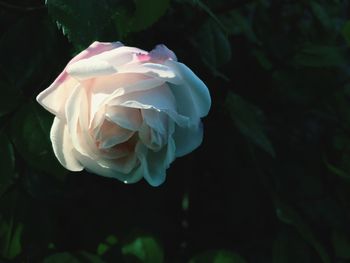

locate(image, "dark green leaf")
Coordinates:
0 16 59 90
221 10 259 44
341 21 350 45
189 250 247 263
122 235 164 263
309 1 333 30
0 75 22 117
46 0 119 49
195 19 231 68
130 0 170 32
79 251 107 263
0 189 24 260
0 132 15 195
273 228 313 263
293 44 345 68
191 0 227 32
10 101 68 180
331 230 350 259
275 200 331 263
43 252 80 263
225 92 275 157
323 155 350 180
252 49 273 70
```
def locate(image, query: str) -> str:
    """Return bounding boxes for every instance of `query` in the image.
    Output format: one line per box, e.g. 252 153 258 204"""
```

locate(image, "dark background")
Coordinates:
1 0 350 262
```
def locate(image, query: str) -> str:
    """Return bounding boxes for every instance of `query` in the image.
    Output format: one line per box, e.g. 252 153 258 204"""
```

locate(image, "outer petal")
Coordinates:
50 117 83 171
36 41 122 118
165 60 211 120
66 46 147 80
149 44 177 62
74 149 143 183
173 122 204 157
136 137 176 187
110 85 176 112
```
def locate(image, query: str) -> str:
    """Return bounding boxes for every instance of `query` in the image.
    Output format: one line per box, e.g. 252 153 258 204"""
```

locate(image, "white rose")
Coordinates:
37 41 211 186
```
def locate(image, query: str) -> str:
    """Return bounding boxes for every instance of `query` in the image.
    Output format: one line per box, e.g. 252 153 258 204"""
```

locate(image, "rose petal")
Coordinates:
50 117 83 171
136 137 176 186
118 63 180 83
141 109 168 134
149 44 177 62
110 84 176 111
36 41 122 118
36 76 80 119
165 60 211 120
74 149 143 183
173 122 203 157
67 46 147 80
138 123 164 151
96 120 134 149
87 75 164 126
106 106 142 131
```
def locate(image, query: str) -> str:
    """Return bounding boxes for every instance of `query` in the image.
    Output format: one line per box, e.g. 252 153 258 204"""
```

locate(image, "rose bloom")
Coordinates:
37 41 211 186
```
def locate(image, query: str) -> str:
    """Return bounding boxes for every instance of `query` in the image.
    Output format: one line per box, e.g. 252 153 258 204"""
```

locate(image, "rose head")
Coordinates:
37 41 211 186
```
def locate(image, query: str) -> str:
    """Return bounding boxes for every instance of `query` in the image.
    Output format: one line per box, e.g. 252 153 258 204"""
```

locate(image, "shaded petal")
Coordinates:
165 60 211 119
106 106 142 131
141 109 168 134
136 137 176 187
173 122 204 157
149 44 177 62
139 123 164 151
65 84 87 155
118 63 181 83
74 149 143 183
96 120 134 149
50 117 83 171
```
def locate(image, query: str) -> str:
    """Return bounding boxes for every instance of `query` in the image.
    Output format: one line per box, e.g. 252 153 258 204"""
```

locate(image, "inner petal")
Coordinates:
106 106 142 131
96 119 134 149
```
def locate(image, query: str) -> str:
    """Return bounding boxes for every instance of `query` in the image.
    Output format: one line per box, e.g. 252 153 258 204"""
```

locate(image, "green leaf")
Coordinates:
293 44 345 68
341 21 350 46
189 250 247 263
10 101 68 180
0 132 15 196
220 10 260 44
225 92 275 157
97 243 109 256
0 15 59 90
44 252 107 263
331 230 350 259
195 19 232 68
273 228 312 263
46 0 119 49
191 0 227 33
0 75 22 117
309 1 333 30
43 252 80 263
130 0 170 32
0 189 24 260
122 235 164 263
252 49 273 70
97 235 119 256
274 200 331 263
79 251 107 263
323 155 350 180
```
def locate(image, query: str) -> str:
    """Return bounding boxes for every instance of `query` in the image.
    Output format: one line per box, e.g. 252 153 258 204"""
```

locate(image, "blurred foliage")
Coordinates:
1 0 350 262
